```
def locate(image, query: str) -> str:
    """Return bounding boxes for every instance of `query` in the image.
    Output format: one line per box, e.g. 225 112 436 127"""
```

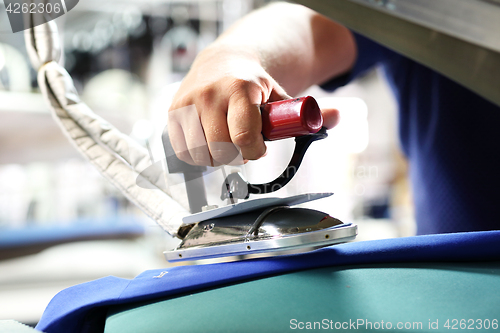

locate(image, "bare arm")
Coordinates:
218 2 356 95
169 2 356 166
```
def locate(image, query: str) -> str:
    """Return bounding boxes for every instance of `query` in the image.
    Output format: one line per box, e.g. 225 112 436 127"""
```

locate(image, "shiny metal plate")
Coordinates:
164 223 357 262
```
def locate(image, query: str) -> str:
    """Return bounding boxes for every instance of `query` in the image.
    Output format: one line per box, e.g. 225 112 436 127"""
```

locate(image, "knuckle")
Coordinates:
209 148 229 164
232 130 260 148
176 150 192 164
197 85 217 107
228 78 259 97
169 94 191 112
191 153 209 166
230 78 250 91
190 147 211 166
257 76 273 91
210 147 239 165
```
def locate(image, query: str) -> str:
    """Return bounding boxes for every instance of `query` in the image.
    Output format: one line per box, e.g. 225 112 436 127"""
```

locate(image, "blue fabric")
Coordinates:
36 230 500 333
0 218 144 248
322 34 500 235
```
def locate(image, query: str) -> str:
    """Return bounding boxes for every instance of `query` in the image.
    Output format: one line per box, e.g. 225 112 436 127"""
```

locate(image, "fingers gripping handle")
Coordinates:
163 96 323 170
163 96 326 203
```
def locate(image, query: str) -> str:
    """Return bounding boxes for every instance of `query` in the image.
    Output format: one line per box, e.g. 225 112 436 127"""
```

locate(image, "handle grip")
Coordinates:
261 96 323 141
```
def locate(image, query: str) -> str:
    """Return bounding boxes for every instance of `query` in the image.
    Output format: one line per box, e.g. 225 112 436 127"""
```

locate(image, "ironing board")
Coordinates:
35 230 500 333
105 262 500 332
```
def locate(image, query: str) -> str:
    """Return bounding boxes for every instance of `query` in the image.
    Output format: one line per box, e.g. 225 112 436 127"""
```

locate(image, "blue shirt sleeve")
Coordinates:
319 32 500 236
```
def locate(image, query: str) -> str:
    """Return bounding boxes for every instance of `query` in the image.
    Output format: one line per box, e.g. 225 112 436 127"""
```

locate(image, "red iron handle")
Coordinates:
260 96 323 141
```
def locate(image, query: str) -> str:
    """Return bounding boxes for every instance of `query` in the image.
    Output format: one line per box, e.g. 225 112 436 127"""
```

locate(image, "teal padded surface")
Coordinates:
105 262 500 332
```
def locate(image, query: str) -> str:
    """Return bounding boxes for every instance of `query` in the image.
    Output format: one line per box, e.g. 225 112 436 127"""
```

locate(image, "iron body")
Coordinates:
163 102 357 263
165 205 357 262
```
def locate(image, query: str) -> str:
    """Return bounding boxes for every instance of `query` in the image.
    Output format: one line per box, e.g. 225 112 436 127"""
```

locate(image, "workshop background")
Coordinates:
0 0 414 326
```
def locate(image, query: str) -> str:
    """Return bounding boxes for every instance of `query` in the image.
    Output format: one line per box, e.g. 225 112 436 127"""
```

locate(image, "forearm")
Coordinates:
211 2 356 95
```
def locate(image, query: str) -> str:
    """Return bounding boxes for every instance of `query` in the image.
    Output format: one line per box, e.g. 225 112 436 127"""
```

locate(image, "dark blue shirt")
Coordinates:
322 33 500 235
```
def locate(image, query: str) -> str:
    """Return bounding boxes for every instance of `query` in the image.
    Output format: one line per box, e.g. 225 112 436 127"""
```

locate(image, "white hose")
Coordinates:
25 21 188 237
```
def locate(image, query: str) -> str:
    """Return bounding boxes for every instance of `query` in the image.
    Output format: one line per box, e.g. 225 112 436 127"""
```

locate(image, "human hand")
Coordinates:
168 44 340 167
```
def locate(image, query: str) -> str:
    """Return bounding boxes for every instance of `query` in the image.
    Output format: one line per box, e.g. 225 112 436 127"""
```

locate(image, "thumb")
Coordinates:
321 108 340 129
268 86 292 103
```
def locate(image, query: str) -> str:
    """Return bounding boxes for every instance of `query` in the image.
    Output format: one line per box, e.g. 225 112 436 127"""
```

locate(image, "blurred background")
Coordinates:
0 0 414 326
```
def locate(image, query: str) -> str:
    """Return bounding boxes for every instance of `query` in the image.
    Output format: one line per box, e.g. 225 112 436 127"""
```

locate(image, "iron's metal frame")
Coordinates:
164 223 357 262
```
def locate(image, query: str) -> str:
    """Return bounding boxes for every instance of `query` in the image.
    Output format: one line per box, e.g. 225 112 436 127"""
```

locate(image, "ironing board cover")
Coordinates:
36 230 500 333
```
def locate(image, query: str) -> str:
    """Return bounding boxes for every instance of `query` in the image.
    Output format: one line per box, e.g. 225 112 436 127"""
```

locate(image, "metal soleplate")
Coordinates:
182 192 333 225
164 223 357 262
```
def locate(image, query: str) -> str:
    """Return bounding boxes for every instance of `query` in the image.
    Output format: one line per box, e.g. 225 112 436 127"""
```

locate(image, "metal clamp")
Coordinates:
221 127 328 200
